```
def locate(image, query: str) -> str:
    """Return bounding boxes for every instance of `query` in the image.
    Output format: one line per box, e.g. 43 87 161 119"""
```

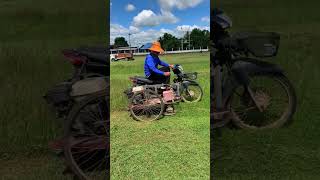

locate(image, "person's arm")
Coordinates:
158 58 174 69
158 58 169 67
146 57 165 75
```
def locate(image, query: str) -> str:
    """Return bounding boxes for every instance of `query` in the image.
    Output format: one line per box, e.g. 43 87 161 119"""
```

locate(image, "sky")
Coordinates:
110 0 210 47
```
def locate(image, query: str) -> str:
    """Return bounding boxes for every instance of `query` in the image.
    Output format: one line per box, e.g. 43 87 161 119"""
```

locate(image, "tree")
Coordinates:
114 37 129 48
185 28 210 49
158 33 180 51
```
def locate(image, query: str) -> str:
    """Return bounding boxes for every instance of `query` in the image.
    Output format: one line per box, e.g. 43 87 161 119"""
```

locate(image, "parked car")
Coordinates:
110 53 134 61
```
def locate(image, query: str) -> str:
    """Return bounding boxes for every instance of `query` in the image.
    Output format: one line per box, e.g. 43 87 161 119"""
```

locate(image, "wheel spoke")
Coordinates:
231 75 293 128
65 93 109 179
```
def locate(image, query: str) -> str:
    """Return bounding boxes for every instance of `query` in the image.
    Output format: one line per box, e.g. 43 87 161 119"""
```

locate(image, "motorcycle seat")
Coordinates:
135 76 154 84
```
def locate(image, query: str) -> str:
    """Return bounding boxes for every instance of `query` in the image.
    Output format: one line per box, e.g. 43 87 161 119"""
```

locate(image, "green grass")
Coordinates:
110 53 210 179
213 0 320 179
0 0 107 178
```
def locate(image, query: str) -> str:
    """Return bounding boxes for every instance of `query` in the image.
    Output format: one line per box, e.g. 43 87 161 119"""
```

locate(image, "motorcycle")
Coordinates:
44 46 109 180
211 9 297 130
125 64 203 121
44 46 109 118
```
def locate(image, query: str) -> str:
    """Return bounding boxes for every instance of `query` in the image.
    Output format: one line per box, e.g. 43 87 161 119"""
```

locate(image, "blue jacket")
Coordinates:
144 54 169 77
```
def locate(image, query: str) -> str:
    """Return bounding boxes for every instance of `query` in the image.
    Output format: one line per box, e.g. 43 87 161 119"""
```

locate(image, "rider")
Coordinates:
144 41 175 115
144 41 174 84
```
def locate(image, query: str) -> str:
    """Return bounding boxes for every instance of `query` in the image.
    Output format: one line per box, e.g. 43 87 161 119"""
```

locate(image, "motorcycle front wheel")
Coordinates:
181 83 203 103
231 73 297 129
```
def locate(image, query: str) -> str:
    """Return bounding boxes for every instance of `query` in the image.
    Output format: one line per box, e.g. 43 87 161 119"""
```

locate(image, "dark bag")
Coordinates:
44 82 72 105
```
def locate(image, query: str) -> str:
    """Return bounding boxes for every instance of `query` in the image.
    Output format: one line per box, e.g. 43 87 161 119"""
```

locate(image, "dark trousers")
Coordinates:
147 66 170 84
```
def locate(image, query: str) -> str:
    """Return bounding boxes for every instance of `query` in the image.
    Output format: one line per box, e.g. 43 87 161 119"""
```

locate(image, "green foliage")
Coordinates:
214 0 320 179
110 53 210 179
114 37 129 47
0 0 107 178
159 33 181 50
158 30 210 50
188 28 210 49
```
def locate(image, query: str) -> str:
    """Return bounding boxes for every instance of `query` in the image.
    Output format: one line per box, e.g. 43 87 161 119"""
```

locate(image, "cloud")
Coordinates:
176 25 209 32
201 16 210 23
110 24 129 44
110 23 209 46
125 3 136 12
110 23 174 46
132 10 159 27
132 9 178 27
129 26 140 33
158 0 203 10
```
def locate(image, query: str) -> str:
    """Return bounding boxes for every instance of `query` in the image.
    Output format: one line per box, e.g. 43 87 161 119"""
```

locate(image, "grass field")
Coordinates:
0 0 107 178
110 53 210 179
213 0 320 179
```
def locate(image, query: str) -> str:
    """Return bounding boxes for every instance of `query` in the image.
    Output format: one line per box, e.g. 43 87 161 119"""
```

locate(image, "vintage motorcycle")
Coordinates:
44 46 109 180
125 64 203 121
211 9 297 130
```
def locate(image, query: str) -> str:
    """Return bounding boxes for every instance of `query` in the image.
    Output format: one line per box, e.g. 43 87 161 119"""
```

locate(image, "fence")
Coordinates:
134 48 209 56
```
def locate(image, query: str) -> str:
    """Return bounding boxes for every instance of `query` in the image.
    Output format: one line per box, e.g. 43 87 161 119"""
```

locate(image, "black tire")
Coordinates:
231 73 297 129
64 91 109 180
181 84 203 103
129 89 164 121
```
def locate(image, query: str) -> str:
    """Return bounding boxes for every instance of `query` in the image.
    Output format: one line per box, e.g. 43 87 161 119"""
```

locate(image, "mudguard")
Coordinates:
70 77 108 98
181 80 200 96
222 58 284 103
182 80 200 87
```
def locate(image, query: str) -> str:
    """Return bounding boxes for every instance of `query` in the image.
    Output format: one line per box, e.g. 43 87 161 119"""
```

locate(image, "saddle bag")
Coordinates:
44 82 72 105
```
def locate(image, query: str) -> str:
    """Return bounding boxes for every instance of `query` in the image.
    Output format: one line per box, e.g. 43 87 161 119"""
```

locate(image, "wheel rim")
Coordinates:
182 84 202 103
65 94 109 179
231 75 292 129
130 90 164 121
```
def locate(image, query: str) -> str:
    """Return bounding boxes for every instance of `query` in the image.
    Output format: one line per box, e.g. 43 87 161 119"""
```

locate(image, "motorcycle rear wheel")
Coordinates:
129 89 164 121
64 91 109 180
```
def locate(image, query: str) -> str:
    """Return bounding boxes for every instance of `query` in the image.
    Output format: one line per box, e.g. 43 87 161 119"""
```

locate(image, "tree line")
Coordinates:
113 28 210 50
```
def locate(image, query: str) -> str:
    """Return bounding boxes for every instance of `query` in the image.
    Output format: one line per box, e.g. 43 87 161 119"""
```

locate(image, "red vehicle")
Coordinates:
110 52 134 61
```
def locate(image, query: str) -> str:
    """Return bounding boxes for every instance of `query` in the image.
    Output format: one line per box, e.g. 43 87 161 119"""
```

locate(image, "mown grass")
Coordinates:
110 53 210 179
0 0 107 178
213 0 320 179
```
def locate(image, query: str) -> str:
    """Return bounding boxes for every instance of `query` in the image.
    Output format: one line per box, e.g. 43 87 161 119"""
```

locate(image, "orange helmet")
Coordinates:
149 41 164 53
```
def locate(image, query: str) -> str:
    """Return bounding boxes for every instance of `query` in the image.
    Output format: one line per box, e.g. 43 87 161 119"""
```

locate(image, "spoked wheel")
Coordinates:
64 91 109 180
231 74 297 129
129 89 164 121
181 84 203 103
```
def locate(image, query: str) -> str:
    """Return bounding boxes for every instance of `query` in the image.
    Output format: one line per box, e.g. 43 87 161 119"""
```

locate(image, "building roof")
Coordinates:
140 43 152 50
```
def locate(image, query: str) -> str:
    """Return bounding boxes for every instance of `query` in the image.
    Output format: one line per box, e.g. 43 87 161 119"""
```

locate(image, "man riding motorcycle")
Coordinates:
144 41 174 84
144 41 175 115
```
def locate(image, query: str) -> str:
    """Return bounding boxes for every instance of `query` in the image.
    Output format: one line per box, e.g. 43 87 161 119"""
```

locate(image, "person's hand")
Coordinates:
164 72 171 76
169 64 174 69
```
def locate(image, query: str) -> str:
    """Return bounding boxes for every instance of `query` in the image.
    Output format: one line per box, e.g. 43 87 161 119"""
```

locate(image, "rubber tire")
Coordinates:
181 84 203 103
129 89 164 121
231 73 297 130
64 91 109 180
